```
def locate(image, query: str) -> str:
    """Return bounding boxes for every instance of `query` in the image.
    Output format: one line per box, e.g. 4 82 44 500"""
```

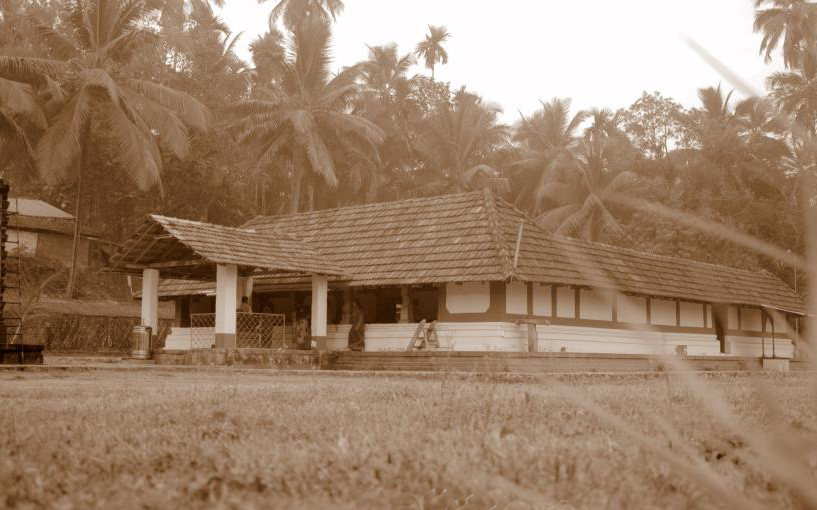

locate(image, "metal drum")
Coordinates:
131 326 152 359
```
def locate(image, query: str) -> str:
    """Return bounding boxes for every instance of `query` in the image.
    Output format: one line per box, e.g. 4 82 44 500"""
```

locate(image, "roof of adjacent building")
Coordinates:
9 198 74 218
153 191 805 314
109 214 343 280
7 198 98 237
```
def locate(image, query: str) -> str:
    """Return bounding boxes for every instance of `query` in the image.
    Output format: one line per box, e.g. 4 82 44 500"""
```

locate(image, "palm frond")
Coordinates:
102 99 162 192
0 77 47 129
0 108 38 170
35 91 93 184
0 56 67 85
127 79 212 131
25 15 79 59
120 86 190 158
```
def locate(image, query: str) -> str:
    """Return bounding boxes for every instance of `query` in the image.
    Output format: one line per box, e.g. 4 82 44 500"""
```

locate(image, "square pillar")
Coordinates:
215 264 238 348
140 268 159 336
311 274 328 346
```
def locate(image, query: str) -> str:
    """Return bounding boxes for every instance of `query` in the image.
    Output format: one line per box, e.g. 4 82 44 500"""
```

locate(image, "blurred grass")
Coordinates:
0 369 814 510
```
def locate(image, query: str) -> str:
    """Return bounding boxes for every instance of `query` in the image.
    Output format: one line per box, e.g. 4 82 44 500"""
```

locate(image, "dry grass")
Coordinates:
0 369 815 510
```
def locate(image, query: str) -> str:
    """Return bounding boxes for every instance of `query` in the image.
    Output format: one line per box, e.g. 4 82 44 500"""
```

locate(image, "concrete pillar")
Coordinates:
215 264 238 348
140 269 159 336
400 287 411 323
311 275 328 345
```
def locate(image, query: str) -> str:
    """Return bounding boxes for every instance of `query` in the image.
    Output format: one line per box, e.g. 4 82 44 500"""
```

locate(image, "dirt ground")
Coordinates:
0 368 815 510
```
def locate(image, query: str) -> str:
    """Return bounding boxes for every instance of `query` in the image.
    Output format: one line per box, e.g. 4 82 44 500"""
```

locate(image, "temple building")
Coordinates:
110 191 805 358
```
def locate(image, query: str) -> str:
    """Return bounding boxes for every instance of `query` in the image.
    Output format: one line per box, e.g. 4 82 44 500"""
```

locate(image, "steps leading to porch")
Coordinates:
327 351 769 373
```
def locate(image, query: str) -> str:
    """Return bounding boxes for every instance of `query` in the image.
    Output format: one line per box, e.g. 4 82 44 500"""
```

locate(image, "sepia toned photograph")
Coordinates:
0 0 815 508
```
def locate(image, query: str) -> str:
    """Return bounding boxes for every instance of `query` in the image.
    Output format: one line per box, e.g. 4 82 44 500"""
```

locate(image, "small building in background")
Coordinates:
8 198 101 268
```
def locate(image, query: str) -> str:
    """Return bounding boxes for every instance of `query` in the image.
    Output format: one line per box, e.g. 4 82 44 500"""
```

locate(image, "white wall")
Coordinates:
741 308 763 332
651 299 676 326
538 325 722 356
556 287 575 318
617 295 647 324
532 284 551 316
325 322 527 352
505 282 527 315
728 306 739 330
445 282 490 314
727 335 793 358
679 302 704 328
9 229 38 256
579 289 613 321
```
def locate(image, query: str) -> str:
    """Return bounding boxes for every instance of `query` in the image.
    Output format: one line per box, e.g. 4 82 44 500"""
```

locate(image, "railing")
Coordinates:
189 312 287 349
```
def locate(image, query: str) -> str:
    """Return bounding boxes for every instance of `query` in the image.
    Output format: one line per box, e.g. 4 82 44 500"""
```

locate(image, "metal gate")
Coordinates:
189 312 286 349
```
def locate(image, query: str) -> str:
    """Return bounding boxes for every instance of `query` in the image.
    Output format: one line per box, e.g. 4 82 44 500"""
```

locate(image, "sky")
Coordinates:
217 0 782 122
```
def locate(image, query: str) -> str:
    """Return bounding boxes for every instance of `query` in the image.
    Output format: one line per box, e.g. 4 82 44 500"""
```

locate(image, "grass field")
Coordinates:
0 369 815 510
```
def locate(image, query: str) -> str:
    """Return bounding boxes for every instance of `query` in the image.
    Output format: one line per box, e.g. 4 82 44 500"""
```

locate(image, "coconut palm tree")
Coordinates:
360 43 415 96
768 51 817 135
249 28 286 85
261 0 344 29
415 25 450 81
535 132 638 241
512 97 588 213
0 62 48 170
23 0 211 297
230 19 383 213
754 0 817 68
414 89 509 194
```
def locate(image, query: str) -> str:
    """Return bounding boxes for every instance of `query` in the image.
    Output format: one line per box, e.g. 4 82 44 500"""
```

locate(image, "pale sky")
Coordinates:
218 0 782 122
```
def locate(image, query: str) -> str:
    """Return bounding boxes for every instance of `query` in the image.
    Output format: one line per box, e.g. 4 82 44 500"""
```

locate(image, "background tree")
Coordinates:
24 0 211 296
260 0 344 29
415 25 449 81
413 89 508 195
230 19 383 213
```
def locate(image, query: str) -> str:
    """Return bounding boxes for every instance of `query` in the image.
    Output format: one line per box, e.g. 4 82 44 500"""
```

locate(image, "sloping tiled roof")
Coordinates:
155 191 805 314
108 214 343 279
245 192 512 285
492 199 805 314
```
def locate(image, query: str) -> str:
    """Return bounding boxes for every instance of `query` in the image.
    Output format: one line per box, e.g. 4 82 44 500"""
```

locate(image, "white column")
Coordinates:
140 268 159 336
311 274 328 341
215 264 238 348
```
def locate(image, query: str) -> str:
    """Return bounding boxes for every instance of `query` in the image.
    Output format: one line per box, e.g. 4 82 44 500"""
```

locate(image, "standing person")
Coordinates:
348 299 365 351
237 296 252 313
294 306 311 350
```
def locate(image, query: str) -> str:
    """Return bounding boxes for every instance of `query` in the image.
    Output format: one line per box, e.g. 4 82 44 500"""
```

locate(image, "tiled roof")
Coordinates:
108 214 344 279
244 192 512 285
493 199 805 314
154 191 805 314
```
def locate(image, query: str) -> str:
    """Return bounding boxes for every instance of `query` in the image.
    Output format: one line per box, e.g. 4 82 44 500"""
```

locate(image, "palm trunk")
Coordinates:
307 182 314 212
290 163 302 214
65 130 88 298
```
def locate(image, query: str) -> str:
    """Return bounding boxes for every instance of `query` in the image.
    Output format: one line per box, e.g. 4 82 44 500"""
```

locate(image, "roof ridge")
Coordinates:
150 213 258 234
247 191 486 225
481 189 515 281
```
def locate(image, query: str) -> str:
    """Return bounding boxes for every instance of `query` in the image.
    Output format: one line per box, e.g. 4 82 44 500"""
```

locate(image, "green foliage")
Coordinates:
0 0 811 298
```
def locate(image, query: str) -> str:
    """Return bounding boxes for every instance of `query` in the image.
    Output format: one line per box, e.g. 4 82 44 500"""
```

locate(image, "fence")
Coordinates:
189 312 286 349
